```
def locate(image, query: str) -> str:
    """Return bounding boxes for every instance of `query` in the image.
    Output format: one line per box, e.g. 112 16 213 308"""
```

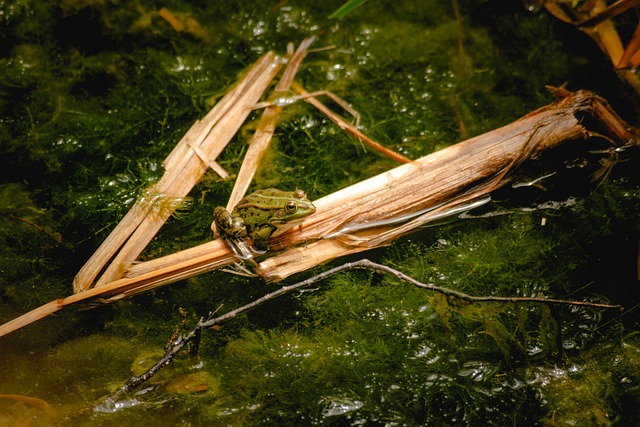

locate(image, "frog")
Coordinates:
213 188 316 255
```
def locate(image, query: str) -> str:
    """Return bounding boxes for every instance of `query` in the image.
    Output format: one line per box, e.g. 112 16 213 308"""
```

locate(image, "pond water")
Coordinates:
1 0 639 425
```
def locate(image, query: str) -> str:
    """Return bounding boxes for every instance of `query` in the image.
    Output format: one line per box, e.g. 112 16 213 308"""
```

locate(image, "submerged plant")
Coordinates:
0 0 638 425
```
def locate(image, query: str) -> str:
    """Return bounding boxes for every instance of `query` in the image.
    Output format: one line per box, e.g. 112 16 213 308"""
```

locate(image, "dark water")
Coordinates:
1 0 639 425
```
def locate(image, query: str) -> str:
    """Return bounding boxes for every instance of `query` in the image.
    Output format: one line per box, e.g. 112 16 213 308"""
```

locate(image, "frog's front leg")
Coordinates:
250 224 277 253
213 207 247 238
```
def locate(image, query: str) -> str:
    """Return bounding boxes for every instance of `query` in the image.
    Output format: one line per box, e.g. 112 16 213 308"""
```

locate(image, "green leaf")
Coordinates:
328 0 370 19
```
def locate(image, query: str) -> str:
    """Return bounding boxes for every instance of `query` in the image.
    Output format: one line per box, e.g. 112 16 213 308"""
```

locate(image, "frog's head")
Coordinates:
274 190 316 224
271 189 316 231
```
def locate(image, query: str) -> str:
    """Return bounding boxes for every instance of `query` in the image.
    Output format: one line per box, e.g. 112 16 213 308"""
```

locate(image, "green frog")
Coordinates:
214 188 316 255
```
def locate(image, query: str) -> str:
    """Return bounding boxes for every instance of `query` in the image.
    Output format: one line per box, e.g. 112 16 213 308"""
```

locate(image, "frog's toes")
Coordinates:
223 237 254 260
250 241 269 254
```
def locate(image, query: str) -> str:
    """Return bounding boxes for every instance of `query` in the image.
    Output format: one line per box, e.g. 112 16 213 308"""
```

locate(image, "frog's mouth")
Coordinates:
271 205 316 237
270 216 310 237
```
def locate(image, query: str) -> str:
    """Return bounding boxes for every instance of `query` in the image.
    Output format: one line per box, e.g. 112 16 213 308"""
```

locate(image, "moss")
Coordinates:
212 255 549 424
201 191 638 424
533 336 640 426
0 0 639 425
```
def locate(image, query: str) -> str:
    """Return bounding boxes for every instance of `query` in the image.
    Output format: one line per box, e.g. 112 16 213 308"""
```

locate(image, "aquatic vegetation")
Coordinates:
0 0 638 425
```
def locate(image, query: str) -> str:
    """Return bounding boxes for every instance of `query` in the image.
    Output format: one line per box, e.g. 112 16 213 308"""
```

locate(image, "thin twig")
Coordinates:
8 214 62 244
291 81 412 164
93 258 622 412
355 260 622 309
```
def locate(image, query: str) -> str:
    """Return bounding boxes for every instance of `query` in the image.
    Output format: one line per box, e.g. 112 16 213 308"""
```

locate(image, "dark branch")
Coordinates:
93 258 622 411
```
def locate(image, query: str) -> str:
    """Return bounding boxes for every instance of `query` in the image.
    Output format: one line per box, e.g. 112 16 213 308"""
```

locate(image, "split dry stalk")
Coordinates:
0 89 635 339
224 36 316 211
72 50 283 293
258 90 637 281
224 36 411 213
0 41 418 337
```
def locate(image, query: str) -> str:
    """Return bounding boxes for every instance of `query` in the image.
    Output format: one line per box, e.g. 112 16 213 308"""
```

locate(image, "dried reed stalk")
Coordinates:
0 89 636 339
225 36 316 211
72 51 282 293
259 90 638 280
121 90 636 285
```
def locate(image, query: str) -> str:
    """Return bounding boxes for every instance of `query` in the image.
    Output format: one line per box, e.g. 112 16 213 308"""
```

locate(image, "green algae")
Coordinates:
1 0 639 425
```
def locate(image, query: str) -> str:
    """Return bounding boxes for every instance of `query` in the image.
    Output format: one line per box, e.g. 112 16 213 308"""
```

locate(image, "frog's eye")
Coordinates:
293 189 306 199
285 201 297 213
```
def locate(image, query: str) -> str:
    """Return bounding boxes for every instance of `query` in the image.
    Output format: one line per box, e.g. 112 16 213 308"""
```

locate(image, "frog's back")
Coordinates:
235 188 287 210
